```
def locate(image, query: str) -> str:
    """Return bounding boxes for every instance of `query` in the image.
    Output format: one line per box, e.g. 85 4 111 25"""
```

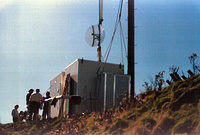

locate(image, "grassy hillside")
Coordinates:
1 74 200 135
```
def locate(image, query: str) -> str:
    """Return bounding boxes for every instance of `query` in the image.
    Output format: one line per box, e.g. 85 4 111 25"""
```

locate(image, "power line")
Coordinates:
103 0 124 63
96 0 125 73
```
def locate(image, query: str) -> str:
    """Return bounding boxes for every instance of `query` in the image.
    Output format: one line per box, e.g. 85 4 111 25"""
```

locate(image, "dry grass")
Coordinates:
1 75 200 135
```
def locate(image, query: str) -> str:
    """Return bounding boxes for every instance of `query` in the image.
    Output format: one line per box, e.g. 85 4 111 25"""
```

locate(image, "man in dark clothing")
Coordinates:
26 89 34 105
42 91 51 120
11 105 19 123
26 89 34 121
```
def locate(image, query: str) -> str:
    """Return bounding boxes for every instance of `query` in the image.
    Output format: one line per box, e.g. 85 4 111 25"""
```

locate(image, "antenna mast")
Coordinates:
98 0 103 62
128 0 135 98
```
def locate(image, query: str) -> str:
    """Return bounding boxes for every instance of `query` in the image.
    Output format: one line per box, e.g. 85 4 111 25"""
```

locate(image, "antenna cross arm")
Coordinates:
44 95 81 105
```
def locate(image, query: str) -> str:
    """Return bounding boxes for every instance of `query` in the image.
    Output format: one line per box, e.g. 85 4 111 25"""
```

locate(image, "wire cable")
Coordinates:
96 0 124 73
103 0 123 63
119 21 127 58
120 27 124 65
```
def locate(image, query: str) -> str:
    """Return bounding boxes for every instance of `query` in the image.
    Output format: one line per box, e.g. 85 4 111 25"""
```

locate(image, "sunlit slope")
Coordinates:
1 74 200 135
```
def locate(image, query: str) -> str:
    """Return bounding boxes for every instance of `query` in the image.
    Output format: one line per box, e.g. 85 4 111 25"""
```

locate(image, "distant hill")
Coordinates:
1 74 200 135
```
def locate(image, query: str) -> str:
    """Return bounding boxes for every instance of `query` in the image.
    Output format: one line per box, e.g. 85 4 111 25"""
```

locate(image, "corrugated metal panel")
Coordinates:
113 75 116 107
105 73 114 110
114 74 131 107
64 60 78 116
50 59 129 117
103 73 107 111
98 73 131 111
77 59 124 113
50 72 65 118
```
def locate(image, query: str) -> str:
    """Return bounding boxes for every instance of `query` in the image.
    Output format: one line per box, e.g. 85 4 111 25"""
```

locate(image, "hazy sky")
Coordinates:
0 0 200 123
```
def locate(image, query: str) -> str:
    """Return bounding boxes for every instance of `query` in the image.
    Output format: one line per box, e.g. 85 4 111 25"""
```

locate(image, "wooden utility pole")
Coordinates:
128 0 135 98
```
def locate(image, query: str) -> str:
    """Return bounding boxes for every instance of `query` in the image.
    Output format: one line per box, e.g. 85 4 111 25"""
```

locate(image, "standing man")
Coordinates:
42 91 51 120
29 89 43 121
11 105 19 123
26 89 34 121
26 89 34 106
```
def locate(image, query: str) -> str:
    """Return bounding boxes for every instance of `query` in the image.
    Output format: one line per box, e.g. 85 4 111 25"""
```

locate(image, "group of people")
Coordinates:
11 89 52 123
